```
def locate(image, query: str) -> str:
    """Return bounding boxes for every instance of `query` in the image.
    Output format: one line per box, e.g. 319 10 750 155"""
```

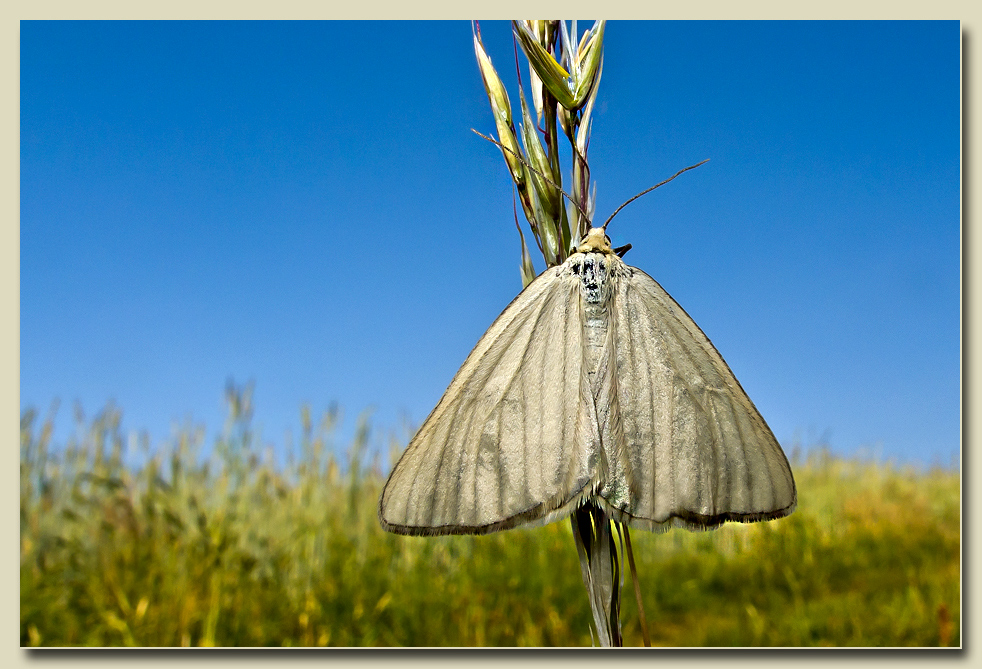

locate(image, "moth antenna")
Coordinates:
471 128 593 225
600 159 710 231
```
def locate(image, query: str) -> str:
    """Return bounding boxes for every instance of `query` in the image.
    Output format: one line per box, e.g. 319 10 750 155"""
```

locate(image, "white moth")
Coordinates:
379 226 796 536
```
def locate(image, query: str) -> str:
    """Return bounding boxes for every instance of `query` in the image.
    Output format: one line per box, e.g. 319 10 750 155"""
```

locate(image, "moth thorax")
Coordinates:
575 253 611 305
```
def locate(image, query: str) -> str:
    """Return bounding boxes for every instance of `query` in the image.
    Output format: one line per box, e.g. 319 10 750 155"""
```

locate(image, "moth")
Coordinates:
379 226 796 536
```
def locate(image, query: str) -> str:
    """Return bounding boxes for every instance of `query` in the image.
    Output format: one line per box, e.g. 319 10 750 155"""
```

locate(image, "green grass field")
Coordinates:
20 394 960 647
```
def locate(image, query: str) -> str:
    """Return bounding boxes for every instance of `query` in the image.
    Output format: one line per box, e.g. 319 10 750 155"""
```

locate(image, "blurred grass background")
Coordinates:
20 385 960 647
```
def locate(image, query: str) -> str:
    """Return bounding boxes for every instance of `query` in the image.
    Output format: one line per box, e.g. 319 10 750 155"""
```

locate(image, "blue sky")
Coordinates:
20 20 960 468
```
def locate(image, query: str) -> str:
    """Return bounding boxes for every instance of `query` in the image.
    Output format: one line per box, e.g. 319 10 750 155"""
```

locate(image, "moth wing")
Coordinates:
606 266 796 531
379 267 601 535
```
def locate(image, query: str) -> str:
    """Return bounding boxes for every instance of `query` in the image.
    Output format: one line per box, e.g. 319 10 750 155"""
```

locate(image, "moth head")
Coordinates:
576 227 614 255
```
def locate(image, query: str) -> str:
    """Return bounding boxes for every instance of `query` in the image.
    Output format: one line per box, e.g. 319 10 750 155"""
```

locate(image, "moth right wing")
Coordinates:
379 266 601 535
605 265 797 531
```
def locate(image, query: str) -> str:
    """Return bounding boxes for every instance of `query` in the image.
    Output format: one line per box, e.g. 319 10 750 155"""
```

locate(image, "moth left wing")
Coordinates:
379 266 602 535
